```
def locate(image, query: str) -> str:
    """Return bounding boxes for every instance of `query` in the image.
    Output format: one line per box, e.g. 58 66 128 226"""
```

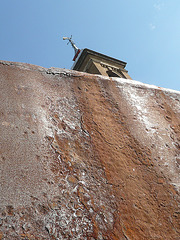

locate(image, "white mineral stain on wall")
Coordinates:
114 77 180 192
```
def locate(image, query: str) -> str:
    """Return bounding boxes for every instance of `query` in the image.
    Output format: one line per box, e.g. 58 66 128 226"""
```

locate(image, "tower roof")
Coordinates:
72 48 127 70
71 48 131 79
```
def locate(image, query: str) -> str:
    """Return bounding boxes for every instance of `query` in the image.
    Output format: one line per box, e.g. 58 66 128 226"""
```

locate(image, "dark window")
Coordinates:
106 70 120 77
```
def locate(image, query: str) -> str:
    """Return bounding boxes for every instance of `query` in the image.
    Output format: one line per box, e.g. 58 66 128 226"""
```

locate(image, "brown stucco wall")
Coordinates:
0 60 180 239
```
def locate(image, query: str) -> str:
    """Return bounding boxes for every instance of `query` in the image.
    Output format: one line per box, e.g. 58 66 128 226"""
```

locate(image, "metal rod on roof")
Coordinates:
63 35 79 55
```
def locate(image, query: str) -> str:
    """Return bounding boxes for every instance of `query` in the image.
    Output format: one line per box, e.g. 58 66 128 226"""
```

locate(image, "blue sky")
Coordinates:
0 0 180 90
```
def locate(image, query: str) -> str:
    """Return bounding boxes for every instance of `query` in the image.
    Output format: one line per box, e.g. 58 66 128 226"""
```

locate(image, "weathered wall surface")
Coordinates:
0 60 180 239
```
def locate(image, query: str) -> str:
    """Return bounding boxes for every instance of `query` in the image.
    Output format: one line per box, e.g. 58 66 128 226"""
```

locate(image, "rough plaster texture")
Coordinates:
0 60 180 239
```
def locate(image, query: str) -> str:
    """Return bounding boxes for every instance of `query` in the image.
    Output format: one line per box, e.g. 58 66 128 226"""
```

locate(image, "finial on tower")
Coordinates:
63 35 81 61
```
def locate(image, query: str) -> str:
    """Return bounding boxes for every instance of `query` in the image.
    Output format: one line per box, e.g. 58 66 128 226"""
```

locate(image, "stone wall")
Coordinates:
0 60 180 239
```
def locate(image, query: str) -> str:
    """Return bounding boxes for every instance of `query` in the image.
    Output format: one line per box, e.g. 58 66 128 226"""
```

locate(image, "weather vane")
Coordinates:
63 35 81 61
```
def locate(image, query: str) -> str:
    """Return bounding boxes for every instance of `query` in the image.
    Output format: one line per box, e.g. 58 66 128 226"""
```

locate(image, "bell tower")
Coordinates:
63 36 131 79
